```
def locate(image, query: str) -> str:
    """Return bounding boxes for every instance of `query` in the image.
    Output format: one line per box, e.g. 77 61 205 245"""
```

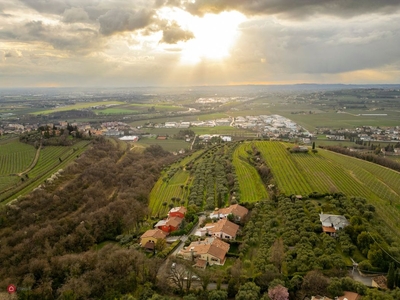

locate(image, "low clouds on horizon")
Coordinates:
0 0 400 87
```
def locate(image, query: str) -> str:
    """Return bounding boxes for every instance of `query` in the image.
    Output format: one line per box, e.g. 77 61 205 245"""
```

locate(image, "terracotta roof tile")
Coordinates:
167 216 183 228
208 219 239 237
217 204 248 219
179 237 230 261
322 226 336 233
141 229 167 239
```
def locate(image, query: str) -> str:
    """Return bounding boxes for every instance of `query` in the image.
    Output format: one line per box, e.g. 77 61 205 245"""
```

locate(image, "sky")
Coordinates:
0 0 400 88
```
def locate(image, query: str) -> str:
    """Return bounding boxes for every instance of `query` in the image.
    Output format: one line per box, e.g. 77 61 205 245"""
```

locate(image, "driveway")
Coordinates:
171 214 205 257
157 214 206 280
349 269 372 287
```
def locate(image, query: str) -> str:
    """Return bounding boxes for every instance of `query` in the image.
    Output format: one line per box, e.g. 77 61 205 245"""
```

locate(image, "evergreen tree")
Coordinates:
387 262 395 289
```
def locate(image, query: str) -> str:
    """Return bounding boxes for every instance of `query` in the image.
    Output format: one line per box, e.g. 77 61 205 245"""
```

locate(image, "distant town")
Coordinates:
2 114 399 146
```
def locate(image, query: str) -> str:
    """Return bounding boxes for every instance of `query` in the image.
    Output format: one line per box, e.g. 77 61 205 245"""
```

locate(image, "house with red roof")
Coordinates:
168 206 187 219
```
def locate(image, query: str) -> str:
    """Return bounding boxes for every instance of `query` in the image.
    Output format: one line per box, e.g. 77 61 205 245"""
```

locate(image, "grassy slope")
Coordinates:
232 143 269 202
148 140 400 240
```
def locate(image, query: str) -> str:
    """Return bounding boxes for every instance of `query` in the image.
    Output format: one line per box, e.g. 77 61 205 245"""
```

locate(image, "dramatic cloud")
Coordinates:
184 0 400 18
230 14 400 77
63 7 90 23
0 19 102 53
160 22 194 44
98 9 156 35
0 0 399 87
19 0 69 15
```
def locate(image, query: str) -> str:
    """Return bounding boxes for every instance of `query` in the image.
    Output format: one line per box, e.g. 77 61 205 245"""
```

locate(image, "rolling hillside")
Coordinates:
150 140 400 238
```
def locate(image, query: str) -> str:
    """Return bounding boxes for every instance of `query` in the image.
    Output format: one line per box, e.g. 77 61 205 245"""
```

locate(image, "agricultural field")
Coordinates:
254 141 313 195
0 140 91 204
137 138 190 152
249 141 400 238
0 138 36 176
282 111 400 131
232 143 269 202
31 101 124 115
149 169 190 216
97 108 140 115
149 142 267 216
149 138 400 238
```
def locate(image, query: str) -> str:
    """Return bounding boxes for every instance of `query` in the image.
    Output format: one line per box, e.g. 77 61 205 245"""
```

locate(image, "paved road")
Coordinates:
157 215 206 281
349 269 372 287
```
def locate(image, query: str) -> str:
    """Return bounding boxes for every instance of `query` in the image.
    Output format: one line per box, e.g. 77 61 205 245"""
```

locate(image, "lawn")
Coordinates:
136 138 190 152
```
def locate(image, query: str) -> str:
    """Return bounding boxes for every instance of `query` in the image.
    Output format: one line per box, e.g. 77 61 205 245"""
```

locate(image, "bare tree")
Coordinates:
169 263 188 293
168 261 195 294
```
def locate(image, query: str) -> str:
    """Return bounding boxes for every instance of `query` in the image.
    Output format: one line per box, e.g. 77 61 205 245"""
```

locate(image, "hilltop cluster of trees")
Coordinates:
322 145 400 172
175 129 195 140
0 138 176 299
19 123 90 147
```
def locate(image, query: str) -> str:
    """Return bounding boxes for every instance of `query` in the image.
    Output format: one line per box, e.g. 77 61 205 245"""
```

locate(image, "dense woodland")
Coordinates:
0 138 176 299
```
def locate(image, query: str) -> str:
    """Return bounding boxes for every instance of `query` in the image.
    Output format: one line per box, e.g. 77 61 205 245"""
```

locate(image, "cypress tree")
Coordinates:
387 262 395 289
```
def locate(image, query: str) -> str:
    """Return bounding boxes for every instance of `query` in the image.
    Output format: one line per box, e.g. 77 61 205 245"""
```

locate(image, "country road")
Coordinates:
157 215 206 282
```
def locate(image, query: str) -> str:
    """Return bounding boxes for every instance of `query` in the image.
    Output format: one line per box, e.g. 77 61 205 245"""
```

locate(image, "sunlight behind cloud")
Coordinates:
181 12 246 64
158 8 246 64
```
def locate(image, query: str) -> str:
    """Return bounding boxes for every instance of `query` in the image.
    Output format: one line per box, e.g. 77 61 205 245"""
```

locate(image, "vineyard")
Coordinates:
0 139 36 176
0 140 91 204
232 143 269 201
150 139 400 238
149 170 190 216
247 140 400 238
254 141 313 195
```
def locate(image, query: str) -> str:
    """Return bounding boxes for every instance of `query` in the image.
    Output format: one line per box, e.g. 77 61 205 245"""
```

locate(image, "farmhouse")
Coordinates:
168 206 187 219
207 218 239 239
140 229 167 250
153 207 187 233
209 204 248 221
319 214 349 237
154 216 184 233
196 218 239 240
178 237 230 266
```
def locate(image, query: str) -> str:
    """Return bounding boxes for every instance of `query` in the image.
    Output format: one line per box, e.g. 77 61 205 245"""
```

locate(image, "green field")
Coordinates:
232 143 269 201
137 138 190 152
0 139 36 176
284 111 400 131
129 103 186 112
149 169 190 216
31 101 124 115
97 108 140 115
249 141 400 238
148 139 400 236
0 140 91 204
